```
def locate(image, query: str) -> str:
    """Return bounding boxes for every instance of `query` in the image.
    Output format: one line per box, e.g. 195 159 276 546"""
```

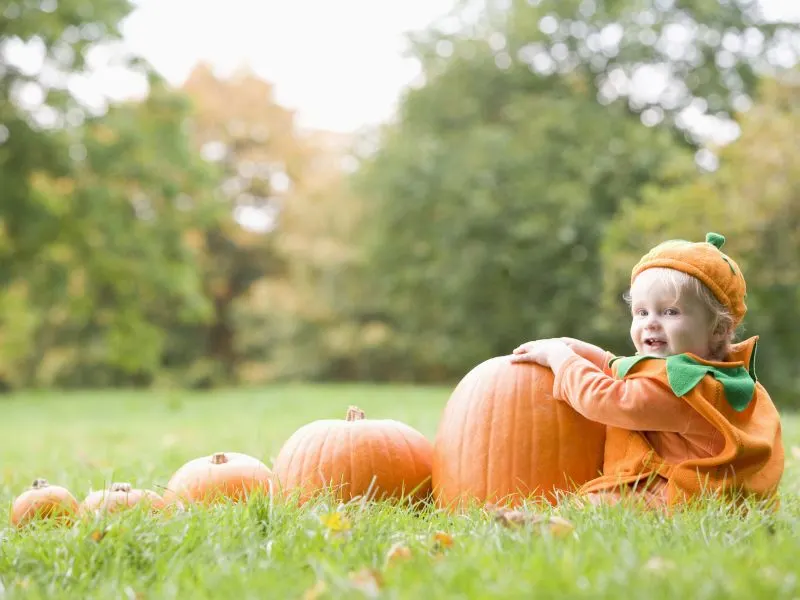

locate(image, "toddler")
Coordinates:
510 233 784 508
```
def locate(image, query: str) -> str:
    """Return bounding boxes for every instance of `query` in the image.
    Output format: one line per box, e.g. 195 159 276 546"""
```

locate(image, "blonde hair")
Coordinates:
624 267 736 360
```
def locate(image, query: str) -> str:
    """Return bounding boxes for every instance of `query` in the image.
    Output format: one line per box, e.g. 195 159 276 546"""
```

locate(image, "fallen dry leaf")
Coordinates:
491 507 575 537
493 508 543 528
123 586 146 600
547 516 576 538
432 531 454 550
348 568 382 598
643 556 676 573
302 580 328 600
89 529 107 543
386 542 412 565
15 577 31 590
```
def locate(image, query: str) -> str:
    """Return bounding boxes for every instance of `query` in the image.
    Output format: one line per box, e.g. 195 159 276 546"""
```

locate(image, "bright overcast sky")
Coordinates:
120 0 798 134
6 0 797 135
122 0 459 132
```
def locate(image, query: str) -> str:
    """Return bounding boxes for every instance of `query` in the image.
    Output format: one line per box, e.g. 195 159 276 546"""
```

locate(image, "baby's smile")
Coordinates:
643 338 667 353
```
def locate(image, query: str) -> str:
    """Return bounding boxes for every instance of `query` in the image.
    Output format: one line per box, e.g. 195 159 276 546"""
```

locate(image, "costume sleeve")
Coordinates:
551 354 699 433
578 348 615 374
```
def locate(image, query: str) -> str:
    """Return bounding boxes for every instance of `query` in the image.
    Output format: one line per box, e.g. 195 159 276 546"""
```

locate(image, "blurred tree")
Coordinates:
601 75 800 406
350 34 689 381
0 82 221 388
180 66 355 385
252 129 361 382
3 0 795 392
345 0 798 383
0 0 138 279
0 0 227 388
458 0 799 144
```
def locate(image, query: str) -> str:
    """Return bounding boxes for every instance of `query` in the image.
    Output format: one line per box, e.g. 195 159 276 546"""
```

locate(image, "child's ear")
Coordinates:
711 320 733 342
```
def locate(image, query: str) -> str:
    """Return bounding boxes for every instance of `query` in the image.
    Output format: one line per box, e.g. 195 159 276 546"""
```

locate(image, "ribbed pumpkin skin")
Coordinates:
273 411 434 504
432 356 606 509
10 480 79 528
163 452 273 506
80 483 165 515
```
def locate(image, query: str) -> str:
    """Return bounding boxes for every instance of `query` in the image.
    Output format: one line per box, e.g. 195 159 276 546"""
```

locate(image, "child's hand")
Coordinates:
510 339 574 371
557 337 607 365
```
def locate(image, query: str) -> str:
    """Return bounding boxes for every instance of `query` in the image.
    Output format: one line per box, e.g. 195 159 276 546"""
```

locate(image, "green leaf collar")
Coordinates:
611 350 757 412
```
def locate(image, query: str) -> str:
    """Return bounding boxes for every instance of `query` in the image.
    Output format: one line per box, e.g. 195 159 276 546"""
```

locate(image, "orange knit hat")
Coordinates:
631 232 747 327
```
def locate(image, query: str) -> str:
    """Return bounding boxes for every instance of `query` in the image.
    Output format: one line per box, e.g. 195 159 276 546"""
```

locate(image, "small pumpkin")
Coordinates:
10 478 79 528
80 482 165 516
273 405 434 504
162 451 273 505
432 356 606 509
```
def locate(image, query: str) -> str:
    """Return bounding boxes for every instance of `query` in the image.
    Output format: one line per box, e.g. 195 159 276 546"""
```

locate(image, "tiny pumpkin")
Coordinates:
162 451 273 506
272 405 434 504
432 356 606 509
80 482 165 516
10 478 79 528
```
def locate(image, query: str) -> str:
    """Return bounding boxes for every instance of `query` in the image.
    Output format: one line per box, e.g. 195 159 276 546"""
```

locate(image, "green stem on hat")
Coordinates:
706 232 725 249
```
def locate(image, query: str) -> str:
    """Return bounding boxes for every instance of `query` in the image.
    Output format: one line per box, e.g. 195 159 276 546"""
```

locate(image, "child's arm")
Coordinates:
552 353 699 432
514 337 613 371
511 340 700 433
558 337 614 373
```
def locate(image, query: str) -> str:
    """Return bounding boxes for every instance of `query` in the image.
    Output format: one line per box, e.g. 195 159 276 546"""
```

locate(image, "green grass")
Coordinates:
0 384 798 599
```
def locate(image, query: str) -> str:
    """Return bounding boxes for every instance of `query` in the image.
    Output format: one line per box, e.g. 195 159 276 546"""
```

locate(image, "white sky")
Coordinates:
4 0 798 135
119 0 798 134
122 0 459 132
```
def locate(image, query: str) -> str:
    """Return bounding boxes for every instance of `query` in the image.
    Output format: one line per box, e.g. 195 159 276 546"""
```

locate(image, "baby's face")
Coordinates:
628 270 714 359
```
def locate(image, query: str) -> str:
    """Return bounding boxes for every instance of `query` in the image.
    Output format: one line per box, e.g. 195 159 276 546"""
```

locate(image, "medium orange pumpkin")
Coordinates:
80 482 165 516
432 356 606 509
273 406 434 504
162 451 273 506
10 478 79 527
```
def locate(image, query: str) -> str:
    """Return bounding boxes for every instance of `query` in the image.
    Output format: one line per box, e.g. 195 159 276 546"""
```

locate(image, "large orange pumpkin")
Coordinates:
10 478 79 528
432 356 606 509
162 451 273 506
273 406 434 504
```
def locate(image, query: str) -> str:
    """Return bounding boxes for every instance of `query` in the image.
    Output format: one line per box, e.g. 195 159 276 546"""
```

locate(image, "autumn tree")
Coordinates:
481 0 798 140
0 1 228 389
0 80 222 388
180 65 356 384
344 0 798 382
350 34 688 381
1 0 140 275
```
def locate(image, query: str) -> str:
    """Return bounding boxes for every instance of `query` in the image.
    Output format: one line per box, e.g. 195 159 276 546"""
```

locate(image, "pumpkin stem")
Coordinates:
346 406 366 421
211 452 229 465
111 482 132 493
31 478 49 489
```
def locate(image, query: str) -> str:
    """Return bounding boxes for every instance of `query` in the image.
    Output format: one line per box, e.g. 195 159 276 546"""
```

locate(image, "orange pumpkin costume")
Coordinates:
552 233 784 507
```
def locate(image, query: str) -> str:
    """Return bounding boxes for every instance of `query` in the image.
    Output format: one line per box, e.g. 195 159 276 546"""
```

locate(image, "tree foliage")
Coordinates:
477 0 798 140
177 66 357 385
1 0 136 278
350 17 690 379
1 0 798 408
0 83 221 388
602 76 800 397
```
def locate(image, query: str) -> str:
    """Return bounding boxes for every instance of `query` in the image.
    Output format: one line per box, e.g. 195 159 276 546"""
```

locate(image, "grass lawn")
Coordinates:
1 384 799 599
